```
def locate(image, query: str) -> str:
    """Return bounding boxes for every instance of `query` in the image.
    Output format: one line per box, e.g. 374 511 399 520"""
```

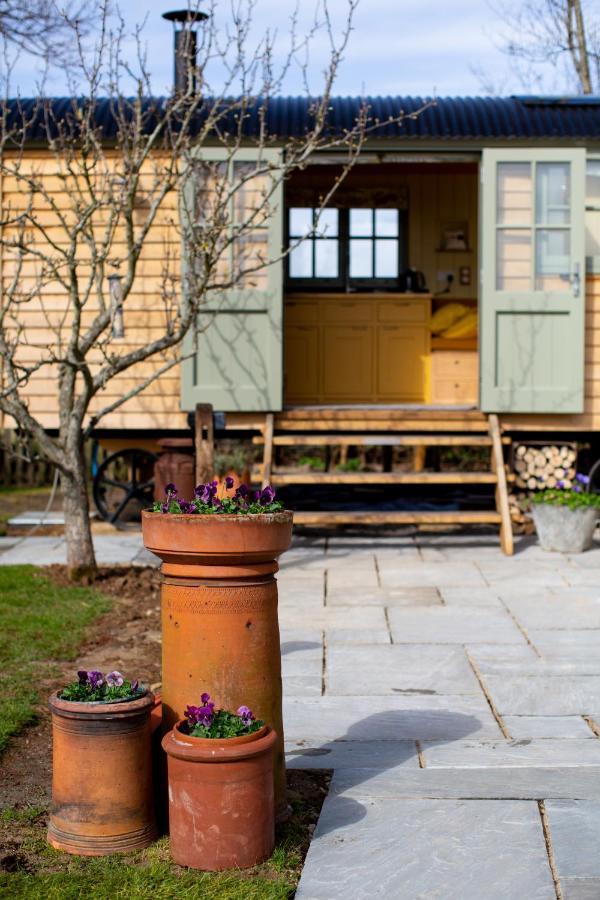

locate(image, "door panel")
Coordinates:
480 148 585 413
180 148 283 412
377 325 427 401
285 324 319 401
322 324 373 400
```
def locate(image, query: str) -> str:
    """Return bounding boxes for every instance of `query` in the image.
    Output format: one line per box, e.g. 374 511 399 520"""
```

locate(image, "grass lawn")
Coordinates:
0 567 327 898
0 565 111 751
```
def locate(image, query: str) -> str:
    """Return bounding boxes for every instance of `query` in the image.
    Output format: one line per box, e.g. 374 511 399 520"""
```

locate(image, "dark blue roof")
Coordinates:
6 95 600 141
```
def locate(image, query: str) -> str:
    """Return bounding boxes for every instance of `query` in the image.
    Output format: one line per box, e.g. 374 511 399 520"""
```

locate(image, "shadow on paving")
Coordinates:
286 709 481 836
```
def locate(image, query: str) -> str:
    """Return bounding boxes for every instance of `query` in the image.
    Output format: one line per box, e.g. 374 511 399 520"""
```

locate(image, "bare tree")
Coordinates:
0 0 422 579
491 0 600 93
0 0 95 60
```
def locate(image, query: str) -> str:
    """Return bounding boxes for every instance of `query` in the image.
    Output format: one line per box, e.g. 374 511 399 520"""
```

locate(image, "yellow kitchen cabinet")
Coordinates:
285 324 320 402
431 350 479 405
284 293 431 404
377 324 429 401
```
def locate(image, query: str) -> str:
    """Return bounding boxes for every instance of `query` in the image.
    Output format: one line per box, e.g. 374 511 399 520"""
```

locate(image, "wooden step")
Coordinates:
292 510 503 526
274 418 489 432
266 471 503 485
253 434 510 447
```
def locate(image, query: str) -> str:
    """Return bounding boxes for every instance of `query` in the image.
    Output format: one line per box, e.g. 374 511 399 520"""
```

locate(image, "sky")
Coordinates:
8 0 564 98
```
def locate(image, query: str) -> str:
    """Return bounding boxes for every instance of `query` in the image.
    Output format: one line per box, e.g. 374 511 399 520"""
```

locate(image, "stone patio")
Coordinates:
3 530 600 898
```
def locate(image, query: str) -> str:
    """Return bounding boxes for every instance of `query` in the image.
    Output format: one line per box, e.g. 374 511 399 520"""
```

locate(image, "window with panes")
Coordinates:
286 206 407 290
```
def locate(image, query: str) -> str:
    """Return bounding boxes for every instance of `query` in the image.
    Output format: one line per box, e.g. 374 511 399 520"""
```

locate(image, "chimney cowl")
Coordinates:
163 8 208 94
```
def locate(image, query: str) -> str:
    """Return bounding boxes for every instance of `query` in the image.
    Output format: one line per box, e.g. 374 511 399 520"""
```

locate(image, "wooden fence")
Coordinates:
0 430 55 488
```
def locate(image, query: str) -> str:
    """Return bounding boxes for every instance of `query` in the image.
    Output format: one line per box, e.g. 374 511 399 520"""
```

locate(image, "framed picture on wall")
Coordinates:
440 221 469 251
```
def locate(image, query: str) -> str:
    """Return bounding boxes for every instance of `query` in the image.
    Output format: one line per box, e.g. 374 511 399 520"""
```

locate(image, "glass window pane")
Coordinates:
315 239 339 277
234 230 268 288
350 209 373 236
315 208 338 237
375 209 398 236
350 239 373 277
496 229 531 290
535 228 570 291
497 162 532 226
289 207 314 237
289 241 313 278
536 162 570 226
375 240 398 277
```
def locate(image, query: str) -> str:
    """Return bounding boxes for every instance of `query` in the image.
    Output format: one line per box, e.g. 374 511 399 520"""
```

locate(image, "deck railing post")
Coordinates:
194 403 214 485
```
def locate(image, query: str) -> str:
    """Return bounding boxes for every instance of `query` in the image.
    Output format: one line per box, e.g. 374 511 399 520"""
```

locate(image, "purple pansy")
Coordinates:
237 705 255 726
184 702 215 728
260 485 276 505
106 671 124 687
77 670 88 684
225 475 235 490
576 473 590 485
131 679 139 693
87 670 104 689
201 692 212 705
235 484 249 499
165 483 177 496
557 479 565 488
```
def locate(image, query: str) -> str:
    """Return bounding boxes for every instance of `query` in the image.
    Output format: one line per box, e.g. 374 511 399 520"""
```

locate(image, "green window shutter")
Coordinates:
180 147 283 412
480 148 586 413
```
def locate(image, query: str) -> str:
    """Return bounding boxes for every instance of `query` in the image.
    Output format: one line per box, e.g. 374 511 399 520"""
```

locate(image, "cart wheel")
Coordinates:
93 448 158 528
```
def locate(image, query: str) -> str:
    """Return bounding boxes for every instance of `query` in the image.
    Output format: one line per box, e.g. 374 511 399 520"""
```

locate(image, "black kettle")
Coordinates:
404 268 427 292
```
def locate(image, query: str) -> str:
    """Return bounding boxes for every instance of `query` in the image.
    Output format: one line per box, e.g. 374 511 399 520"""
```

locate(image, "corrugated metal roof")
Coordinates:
6 95 600 141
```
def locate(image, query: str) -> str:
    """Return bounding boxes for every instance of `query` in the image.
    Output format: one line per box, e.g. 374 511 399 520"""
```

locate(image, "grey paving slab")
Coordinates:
326 628 391 644
503 716 594 740
324 586 388 605
545 800 600 878
484 675 600 716
467 643 540 664
500 595 600 630
329 766 600 800
561 878 600 899
281 675 321 696
283 695 504 742
387 606 526 644
326 567 379 590
281 653 322 676
278 605 387 631
421 739 600 768
280 631 322 659
327 644 480 696
286 739 418 770
377 560 488 588
530 630 600 655
439 586 504 607
296 798 555 900
0 536 65 565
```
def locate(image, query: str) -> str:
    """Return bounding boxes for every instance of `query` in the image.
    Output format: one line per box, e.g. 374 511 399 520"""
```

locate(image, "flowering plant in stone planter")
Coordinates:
142 481 293 821
181 692 265 738
151 480 283 514
162 692 276 871
528 474 600 552
48 668 156 856
59 669 143 703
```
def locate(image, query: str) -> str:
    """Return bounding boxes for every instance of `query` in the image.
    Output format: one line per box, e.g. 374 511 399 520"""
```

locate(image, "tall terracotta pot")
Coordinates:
162 721 277 870
48 691 157 855
141 510 293 818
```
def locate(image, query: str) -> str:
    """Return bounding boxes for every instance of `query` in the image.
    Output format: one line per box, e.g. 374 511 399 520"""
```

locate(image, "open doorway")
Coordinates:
283 159 479 407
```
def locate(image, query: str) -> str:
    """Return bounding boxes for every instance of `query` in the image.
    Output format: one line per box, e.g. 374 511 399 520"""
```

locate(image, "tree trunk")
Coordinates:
62 446 97 582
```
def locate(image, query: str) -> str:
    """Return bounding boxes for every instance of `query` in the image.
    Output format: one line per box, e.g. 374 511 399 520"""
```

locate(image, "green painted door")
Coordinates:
180 147 283 412
480 148 586 413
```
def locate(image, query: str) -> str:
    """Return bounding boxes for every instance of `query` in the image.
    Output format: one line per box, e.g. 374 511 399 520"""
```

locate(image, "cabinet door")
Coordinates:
377 324 428 401
285 324 319 402
322 324 373 400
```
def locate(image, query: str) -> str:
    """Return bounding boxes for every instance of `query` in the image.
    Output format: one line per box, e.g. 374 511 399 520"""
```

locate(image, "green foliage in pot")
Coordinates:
59 669 144 702
530 473 600 511
181 692 264 739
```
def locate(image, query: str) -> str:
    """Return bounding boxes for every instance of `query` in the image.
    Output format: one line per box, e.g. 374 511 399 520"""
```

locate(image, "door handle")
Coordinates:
571 263 580 298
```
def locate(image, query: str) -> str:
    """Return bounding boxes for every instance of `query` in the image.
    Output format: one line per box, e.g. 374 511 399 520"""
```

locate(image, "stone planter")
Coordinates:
162 720 276 870
141 509 293 818
531 503 598 553
48 691 157 855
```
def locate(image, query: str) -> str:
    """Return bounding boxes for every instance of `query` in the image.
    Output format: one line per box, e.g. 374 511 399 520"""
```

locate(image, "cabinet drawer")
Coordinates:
377 300 428 323
431 351 478 379
431 377 478 405
285 301 319 324
322 299 372 322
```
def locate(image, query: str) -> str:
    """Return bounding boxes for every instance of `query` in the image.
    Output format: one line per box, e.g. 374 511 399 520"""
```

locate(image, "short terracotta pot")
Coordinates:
142 510 293 819
48 691 157 856
162 721 277 870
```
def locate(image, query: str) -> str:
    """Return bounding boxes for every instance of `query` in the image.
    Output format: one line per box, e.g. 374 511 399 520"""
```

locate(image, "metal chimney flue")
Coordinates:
162 8 208 94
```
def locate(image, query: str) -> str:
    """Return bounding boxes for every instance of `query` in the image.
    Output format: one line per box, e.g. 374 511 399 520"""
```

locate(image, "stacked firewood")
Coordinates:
513 444 577 490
